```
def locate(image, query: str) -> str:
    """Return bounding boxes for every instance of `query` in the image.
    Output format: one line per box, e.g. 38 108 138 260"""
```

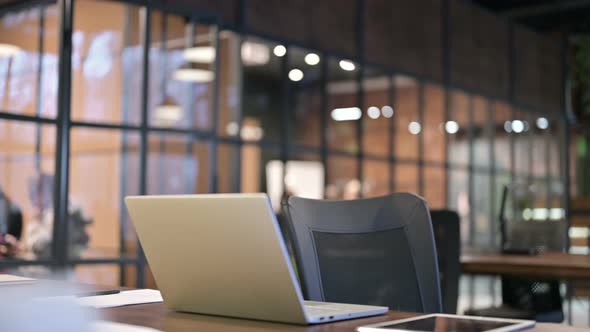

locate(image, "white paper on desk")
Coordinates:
91 321 162 332
0 274 36 285
76 289 163 309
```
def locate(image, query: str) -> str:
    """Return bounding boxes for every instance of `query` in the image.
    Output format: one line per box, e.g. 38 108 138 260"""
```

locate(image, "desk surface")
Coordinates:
1 281 584 331
461 252 590 279
102 302 584 332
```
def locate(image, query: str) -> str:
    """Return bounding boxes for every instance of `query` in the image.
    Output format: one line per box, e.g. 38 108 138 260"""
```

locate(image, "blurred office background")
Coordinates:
0 0 588 323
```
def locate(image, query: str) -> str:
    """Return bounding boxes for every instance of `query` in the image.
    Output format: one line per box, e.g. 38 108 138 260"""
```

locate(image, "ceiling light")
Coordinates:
381 106 394 118
288 69 304 82
154 96 182 125
304 53 320 66
504 121 512 133
182 46 215 63
444 120 459 134
511 120 524 133
536 117 549 130
0 43 20 57
241 42 270 66
339 60 355 71
273 45 286 57
408 121 421 135
226 122 239 136
173 68 214 82
331 107 362 121
241 126 264 141
367 106 380 119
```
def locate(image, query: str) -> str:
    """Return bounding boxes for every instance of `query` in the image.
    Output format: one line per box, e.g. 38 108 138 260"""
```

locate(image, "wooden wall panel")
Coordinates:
514 27 545 111
309 0 357 57
245 0 308 44
450 0 509 98
365 0 442 80
538 36 563 112
170 0 238 25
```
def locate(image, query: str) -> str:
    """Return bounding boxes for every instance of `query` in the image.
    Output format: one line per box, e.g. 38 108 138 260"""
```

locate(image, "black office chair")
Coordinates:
430 210 461 314
282 193 442 313
465 220 566 322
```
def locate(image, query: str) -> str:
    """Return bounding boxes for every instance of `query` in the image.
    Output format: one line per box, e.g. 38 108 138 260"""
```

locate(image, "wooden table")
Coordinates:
101 302 586 332
461 252 590 280
3 281 585 331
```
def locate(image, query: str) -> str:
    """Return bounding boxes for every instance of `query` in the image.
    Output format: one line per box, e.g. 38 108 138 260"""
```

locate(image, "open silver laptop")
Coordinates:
125 193 388 324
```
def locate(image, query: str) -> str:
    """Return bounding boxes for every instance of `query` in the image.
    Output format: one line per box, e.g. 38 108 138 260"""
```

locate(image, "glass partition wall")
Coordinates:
0 0 568 287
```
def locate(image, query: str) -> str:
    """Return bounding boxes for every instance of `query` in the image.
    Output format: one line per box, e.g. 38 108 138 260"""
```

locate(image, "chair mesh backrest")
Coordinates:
430 210 461 314
283 193 442 314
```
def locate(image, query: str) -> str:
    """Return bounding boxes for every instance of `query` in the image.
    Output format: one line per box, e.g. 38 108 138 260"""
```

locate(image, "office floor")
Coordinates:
458 276 590 328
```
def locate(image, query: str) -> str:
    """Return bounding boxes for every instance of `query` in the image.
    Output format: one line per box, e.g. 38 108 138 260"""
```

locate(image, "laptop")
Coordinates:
125 193 388 324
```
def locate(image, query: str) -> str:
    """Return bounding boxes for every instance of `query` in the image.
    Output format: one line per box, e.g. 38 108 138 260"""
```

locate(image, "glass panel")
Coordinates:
217 143 240 193
147 134 209 195
363 160 390 198
148 13 215 130
327 58 359 153
393 75 419 160
548 118 561 179
494 171 512 247
267 153 324 211
513 109 530 176
72 0 142 124
242 37 282 143
0 4 58 117
395 163 418 194
69 128 140 260
448 169 469 245
218 31 241 138
472 96 491 169
424 167 446 209
549 180 565 218
0 121 55 262
494 102 512 171
326 156 358 200
74 264 121 286
288 47 322 148
423 83 445 163
363 68 391 157
473 172 492 248
218 142 280 196
531 115 547 178
448 90 469 166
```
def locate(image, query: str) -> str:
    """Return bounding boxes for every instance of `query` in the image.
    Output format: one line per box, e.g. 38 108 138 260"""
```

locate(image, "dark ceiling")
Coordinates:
472 0 590 34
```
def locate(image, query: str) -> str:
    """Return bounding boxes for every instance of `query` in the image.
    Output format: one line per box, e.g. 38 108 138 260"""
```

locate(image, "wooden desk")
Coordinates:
102 302 584 332
1 281 583 331
461 252 590 280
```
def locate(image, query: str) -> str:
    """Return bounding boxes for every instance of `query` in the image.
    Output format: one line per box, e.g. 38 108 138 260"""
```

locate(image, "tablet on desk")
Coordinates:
356 314 535 332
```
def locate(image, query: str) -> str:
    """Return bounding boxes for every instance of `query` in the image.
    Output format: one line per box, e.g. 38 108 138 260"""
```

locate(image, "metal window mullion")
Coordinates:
118 4 133 286
34 5 46 172
544 115 551 214
489 100 497 248
208 22 222 193
467 95 475 248
356 0 365 198
136 4 152 288
389 75 395 193
356 68 364 197
280 46 289 198
320 55 328 196
418 81 425 196
158 12 168 195
52 0 74 269
442 0 451 207
183 21 196 194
